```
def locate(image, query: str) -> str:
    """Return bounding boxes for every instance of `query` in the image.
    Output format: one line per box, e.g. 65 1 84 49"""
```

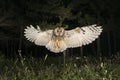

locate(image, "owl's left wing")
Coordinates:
64 24 102 48
24 25 52 46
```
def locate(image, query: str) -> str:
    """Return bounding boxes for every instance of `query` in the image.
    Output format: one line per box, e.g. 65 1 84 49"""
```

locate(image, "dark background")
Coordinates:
0 0 120 57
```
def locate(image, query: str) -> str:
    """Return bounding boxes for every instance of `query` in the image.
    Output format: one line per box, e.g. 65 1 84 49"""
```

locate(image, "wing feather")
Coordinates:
24 25 52 46
64 24 102 48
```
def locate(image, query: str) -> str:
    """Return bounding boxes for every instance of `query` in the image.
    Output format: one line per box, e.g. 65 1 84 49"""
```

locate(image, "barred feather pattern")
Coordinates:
24 25 39 42
64 24 102 48
24 25 52 46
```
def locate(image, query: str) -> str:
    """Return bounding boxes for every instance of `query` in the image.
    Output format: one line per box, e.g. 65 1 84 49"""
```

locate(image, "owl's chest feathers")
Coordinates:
52 35 64 40
51 35 66 48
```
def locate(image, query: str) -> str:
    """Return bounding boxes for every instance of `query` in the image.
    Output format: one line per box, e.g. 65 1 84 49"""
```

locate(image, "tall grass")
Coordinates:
0 52 120 80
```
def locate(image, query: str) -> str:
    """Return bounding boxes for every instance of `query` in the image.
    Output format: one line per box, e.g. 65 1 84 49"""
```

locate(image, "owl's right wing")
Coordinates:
24 25 52 46
64 24 102 48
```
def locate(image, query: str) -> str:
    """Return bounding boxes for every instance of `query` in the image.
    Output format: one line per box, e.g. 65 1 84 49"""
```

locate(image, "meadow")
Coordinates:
0 52 120 80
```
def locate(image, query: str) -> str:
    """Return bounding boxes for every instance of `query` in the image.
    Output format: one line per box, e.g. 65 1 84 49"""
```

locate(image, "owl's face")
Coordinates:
53 27 65 37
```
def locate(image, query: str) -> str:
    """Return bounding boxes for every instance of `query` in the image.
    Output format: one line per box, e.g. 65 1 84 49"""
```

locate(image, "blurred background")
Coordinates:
0 0 120 57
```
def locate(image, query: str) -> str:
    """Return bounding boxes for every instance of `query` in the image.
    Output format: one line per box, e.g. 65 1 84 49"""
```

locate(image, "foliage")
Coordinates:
0 52 120 80
0 0 120 26
0 0 120 38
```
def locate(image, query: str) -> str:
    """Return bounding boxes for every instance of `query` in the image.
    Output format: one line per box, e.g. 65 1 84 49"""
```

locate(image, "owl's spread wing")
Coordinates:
24 25 52 46
64 24 102 48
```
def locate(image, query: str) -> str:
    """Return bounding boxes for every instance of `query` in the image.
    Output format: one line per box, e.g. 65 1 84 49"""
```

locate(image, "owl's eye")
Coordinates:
57 30 59 33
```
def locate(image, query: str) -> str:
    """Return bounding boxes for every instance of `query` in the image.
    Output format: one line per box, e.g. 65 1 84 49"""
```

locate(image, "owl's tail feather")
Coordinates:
46 40 67 53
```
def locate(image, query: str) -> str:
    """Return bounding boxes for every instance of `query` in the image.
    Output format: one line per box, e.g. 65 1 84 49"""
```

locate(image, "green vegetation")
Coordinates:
0 52 120 80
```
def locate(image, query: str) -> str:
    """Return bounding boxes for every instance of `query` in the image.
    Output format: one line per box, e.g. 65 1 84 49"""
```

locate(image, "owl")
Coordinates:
24 24 102 53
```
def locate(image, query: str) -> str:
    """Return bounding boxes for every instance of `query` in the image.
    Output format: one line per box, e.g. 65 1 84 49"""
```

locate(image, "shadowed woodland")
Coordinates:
1 0 120 80
0 0 120 57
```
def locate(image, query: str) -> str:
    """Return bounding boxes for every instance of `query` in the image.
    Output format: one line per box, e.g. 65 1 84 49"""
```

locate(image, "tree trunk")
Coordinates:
80 47 83 56
63 50 66 68
113 33 117 54
97 37 101 56
107 31 111 56
18 26 23 54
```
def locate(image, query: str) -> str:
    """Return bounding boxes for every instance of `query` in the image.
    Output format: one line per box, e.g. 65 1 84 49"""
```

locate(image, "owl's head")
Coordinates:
53 27 65 37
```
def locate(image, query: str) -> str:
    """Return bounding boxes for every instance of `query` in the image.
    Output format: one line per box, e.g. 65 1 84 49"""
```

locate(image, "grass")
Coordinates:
0 53 120 80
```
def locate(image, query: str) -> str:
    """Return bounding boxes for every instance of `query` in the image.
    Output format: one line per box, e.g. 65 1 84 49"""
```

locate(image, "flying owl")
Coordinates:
24 24 102 53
